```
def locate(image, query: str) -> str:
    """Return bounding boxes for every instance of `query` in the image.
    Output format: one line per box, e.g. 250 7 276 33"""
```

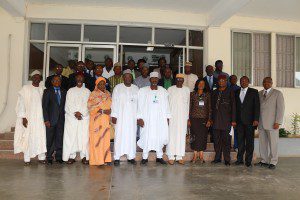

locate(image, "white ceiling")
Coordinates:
21 0 300 21
26 0 220 14
237 0 300 22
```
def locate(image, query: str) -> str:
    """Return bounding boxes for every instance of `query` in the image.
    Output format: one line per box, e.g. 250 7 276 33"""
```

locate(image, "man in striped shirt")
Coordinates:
109 62 124 93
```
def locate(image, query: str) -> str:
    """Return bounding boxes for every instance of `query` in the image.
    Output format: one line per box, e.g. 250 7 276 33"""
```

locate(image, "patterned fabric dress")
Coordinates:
88 87 112 165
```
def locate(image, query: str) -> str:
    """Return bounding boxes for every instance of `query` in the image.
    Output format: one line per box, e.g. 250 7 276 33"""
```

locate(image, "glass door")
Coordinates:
82 45 117 66
46 43 81 78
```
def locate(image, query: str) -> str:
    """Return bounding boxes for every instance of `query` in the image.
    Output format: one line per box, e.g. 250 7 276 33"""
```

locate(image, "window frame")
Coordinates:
25 19 205 84
231 30 272 87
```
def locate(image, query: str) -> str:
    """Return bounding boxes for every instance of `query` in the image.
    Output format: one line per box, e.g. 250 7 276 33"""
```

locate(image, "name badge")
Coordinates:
199 100 204 106
153 95 159 103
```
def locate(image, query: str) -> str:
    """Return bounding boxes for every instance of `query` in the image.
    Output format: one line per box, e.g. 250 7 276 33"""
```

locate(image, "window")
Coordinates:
27 22 204 83
232 32 271 85
30 23 45 40
232 32 252 82
253 33 271 86
84 25 116 42
276 35 295 87
296 38 300 87
155 28 186 46
48 24 81 41
28 43 44 80
189 49 203 77
189 30 203 47
120 26 151 44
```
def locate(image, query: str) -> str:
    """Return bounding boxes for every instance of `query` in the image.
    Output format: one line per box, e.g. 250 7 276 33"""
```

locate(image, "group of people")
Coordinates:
14 57 285 170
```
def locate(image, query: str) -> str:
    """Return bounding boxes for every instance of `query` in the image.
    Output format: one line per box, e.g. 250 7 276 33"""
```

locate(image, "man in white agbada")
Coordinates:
111 69 139 166
63 73 90 164
14 70 47 165
166 74 190 165
137 71 171 165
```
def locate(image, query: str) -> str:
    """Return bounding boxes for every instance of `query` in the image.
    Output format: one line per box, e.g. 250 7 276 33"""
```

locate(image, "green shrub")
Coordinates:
279 128 291 137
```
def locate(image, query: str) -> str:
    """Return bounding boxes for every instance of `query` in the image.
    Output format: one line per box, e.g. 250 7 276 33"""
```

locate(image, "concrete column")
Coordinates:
271 32 277 87
205 26 232 74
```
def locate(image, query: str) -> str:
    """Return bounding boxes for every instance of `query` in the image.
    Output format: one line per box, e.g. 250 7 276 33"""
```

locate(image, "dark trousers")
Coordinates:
213 129 231 162
236 124 255 164
46 122 64 161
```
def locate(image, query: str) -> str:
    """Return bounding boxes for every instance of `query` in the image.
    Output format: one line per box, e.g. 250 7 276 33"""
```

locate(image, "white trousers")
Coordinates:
69 152 87 160
168 155 183 160
24 153 46 162
142 150 163 159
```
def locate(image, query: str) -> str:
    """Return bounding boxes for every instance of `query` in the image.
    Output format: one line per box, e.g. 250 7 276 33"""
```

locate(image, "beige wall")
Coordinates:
0 4 300 132
0 7 25 132
26 3 206 27
206 16 300 131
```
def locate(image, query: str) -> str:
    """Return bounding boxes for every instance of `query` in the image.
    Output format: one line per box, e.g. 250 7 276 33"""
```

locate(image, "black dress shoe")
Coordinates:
141 159 148 165
127 159 137 165
24 162 31 166
114 160 120 166
269 164 276 170
211 160 221 164
246 162 252 167
56 160 64 164
255 161 269 167
235 161 244 165
47 160 53 165
225 161 231 166
156 158 167 165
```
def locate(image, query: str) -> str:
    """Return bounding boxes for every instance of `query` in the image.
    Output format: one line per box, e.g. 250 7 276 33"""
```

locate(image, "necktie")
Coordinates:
263 90 268 99
240 89 246 103
209 76 213 89
55 88 61 105
131 70 136 80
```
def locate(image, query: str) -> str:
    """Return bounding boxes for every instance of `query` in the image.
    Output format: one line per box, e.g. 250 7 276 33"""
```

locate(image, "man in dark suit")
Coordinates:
203 65 218 92
211 75 236 166
158 67 175 90
235 76 260 167
68 61 94 91
45 64 69 90
43 75 67 164
91 65 111 92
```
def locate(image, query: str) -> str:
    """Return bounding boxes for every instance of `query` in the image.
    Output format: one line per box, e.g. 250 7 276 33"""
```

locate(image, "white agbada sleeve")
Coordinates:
111 86 119 118
186 89 190 121
79 90 91 117
137 88 145 120
16 93 26 118
163 90 171 119
65 90 76 117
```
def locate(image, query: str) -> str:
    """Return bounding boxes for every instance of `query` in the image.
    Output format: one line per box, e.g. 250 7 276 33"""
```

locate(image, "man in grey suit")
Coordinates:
256 77 285 169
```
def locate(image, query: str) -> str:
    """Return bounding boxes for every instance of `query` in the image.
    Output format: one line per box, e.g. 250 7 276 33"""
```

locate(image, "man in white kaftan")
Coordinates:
166 74 190 165
137 72 171 165
63 73 91 164
14 70 47 164
111 69 139 166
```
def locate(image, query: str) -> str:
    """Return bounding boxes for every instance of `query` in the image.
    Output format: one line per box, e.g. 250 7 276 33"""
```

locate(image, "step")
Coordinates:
0 140 14 150
0 132 14 140
0 150 23 159
0 140 225 155
0 150 242 162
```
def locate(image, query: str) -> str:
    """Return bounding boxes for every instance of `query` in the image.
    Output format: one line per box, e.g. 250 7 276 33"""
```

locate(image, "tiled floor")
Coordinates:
1 158 300 200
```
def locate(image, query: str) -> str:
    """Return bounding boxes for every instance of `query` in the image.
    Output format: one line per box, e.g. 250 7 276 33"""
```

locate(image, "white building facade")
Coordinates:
0 0 300 132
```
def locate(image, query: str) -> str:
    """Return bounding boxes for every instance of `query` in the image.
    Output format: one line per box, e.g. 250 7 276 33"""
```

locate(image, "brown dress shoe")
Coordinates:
39 160 47 164
66 159 75 164
178 160 185 165
168 160 175 165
